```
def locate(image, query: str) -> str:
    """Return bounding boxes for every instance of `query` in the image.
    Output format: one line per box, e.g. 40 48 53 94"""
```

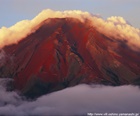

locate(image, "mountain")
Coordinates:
1 17 140 98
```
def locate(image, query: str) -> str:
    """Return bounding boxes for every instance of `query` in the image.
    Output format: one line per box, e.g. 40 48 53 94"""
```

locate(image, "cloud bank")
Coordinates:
0 78 140 116
0 9 140 50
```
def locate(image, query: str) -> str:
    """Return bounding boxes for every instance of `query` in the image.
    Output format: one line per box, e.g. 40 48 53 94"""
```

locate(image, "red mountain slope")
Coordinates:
1 18 140 97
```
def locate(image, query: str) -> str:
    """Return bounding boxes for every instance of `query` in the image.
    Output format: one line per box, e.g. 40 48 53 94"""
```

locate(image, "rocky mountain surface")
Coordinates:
1 18 140 98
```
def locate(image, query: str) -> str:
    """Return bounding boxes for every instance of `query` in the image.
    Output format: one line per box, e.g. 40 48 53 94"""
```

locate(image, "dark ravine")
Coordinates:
1 18 140 98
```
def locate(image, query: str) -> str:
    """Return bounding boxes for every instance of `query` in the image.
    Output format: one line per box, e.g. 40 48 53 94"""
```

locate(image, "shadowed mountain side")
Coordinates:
1 18 140 98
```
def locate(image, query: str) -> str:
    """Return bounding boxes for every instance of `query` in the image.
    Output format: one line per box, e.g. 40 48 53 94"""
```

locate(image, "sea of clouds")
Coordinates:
0 78 140 116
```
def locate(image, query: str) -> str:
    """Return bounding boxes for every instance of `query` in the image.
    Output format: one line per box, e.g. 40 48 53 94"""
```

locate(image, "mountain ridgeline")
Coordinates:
0 18 140 98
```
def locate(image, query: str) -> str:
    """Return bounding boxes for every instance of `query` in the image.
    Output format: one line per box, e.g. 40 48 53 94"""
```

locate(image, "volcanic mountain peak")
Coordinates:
0 9 140 50
0 15 140 97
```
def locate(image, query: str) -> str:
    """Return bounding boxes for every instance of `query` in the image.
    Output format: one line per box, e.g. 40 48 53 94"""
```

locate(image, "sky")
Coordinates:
0 0 140 28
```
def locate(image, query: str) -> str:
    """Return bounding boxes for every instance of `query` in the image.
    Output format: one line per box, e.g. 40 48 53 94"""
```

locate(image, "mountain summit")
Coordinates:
0 10 140 98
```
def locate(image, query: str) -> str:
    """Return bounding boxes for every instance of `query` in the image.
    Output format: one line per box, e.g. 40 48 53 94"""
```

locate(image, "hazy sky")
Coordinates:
0 0 140 28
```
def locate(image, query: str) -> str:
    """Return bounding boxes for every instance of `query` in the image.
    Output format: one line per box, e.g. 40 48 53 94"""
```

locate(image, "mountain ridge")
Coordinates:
0 17 140 98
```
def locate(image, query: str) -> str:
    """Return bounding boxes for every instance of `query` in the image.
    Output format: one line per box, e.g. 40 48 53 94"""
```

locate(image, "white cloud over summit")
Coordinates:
0 9 140 50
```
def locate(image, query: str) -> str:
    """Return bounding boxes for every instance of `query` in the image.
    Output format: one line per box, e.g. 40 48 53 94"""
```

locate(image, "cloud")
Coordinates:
0 78 140 116
0 9 90 49
90 16 140 50
0 78 22 107
0 9 140 51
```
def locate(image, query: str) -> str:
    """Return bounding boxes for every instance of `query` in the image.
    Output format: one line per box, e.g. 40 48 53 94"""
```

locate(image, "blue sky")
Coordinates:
0 0 140 28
